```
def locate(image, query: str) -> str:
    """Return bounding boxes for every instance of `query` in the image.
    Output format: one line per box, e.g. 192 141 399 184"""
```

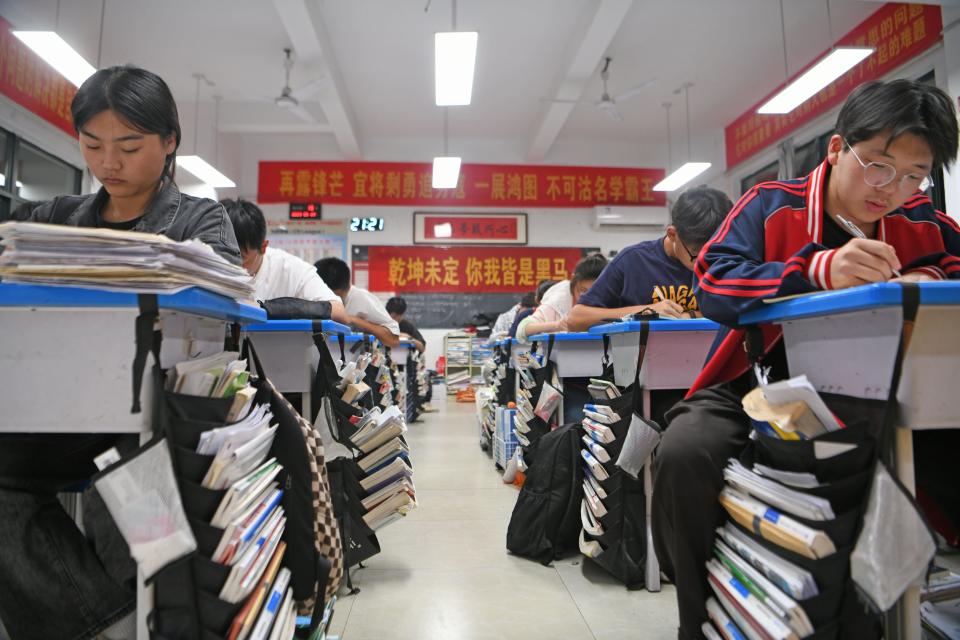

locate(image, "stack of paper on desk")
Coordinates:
0 221 253 299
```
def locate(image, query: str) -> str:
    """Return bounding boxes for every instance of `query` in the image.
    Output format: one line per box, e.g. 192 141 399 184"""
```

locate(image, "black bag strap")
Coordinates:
132 294 161 413
879 283 920 466
631 321 651 415
338 333 347 363
241 336 267 380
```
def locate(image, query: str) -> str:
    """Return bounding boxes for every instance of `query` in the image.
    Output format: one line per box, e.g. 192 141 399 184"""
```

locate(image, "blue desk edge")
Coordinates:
739 281 960 325
588 318 720 334
246 319 352 333
0 282 266 324
529 332 602 342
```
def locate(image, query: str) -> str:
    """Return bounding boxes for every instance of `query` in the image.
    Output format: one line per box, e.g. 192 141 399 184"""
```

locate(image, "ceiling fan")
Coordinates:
270 48 326 123
542 57 655 121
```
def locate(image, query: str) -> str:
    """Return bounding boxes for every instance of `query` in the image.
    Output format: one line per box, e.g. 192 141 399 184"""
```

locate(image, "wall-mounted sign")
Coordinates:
0 16 78 137
289 202 321 219
414 212 527 245
257 161 666 208
350 216 385 232
725 3 941 169
365 245 582 293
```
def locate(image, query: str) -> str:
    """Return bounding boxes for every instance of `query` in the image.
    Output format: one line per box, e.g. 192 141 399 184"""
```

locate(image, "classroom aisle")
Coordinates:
328 391 679 640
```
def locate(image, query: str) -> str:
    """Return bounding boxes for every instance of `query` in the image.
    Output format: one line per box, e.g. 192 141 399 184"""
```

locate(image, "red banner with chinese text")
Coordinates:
423 215 519 241
0 16 77 137
258 161 666 208
725 3 941 169
366 246 583 293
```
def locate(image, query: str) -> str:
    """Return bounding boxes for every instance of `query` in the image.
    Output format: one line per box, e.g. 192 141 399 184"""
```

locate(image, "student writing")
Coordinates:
651 79 960 639
315 257 402 348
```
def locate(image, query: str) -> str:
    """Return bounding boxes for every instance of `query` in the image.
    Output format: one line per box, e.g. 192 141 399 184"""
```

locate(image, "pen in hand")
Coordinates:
835 215 902 277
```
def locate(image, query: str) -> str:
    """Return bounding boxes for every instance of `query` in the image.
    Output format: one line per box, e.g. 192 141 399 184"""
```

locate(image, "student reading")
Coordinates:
315 257 402 348
566 185 732 331
221 198 349 324
652 79 960 639
0 65 242 640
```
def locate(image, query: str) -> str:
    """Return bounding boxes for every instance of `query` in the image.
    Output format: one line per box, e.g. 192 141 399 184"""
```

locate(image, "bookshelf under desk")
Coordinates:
587 318 720 593
0 282 267 640
244 319 353 419
739 281 960 640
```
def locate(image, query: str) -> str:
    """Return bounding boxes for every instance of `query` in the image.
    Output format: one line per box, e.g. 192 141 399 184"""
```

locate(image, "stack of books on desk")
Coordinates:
0 221 254 299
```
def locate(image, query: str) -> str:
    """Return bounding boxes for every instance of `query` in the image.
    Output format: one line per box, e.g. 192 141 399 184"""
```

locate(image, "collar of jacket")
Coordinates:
66 179 182 233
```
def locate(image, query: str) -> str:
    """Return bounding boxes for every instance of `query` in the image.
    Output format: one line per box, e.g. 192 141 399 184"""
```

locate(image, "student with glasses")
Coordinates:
652 78 960 639
566 186 733 331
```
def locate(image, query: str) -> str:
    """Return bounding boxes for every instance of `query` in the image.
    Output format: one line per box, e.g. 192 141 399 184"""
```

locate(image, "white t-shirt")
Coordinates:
344 286 401 336
252 247 339 303
531 280 572 323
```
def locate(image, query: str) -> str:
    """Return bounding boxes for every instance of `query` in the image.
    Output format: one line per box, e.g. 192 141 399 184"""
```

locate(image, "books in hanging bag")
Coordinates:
724 459 835 521
716 524 818 601
219 508 286 603
583 482 607 519
707 559 799 640
580 500 604 536
581 434 611 463
227 540 287 640
582 418 615 444
249 567 291 640
211 459 282 528
714 540 814 638
579 529 603 558
362 488 417 530
584 471 607 500
266 587 295 640
701 621 726 640
719 487 836 560
361 477 416 512
359 456 414 494
583 405 618 424
356 437 410 474
341 381 371 404
587 378 620 400
581 449 609 481
706 596 748 640
214 488 284 564
204 425 279 490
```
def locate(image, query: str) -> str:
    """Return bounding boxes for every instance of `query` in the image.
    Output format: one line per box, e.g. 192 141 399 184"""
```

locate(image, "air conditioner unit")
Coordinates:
592 206 669 229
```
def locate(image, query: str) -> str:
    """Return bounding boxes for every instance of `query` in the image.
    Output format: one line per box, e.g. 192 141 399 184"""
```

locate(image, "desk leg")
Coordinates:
302 391 312 422
890 426 921 640
642 388 661 592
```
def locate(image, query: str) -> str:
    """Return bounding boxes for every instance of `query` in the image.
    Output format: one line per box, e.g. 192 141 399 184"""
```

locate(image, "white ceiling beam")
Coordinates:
526 0 634 161
271 0 362 159
217 123 333 134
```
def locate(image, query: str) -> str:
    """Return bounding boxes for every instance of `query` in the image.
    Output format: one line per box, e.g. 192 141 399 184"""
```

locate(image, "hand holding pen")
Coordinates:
825 215 903 288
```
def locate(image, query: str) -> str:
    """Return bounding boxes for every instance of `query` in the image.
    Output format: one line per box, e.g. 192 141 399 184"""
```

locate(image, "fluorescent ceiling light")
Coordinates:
431 156 461 189
758 48 873 114
435 32 478 106
653 162 711 192
432 222 453 238
12 31 96 87
178 155 236 189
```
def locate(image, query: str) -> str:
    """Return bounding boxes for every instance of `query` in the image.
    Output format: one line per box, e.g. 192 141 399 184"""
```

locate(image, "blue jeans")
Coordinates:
0 434 135 640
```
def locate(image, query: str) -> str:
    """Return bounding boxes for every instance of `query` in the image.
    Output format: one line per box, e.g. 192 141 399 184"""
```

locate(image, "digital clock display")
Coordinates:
350 217 385 232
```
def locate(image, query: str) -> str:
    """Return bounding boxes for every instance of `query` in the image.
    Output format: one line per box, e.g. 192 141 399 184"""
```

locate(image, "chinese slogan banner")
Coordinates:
0 16 77 137
725 3 941 169
366 246 583 293
258 161 666 208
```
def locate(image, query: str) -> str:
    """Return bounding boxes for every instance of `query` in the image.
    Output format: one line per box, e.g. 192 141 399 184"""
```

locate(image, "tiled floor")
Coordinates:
330 392 679 640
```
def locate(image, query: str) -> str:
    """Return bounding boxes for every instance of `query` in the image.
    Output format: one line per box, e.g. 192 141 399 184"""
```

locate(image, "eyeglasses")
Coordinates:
843 138 934 192
676 236 698 261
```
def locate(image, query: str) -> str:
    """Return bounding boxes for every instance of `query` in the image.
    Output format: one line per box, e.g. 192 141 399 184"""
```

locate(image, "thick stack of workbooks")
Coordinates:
513 349 554 468
0 221 253 299
702 377 882 640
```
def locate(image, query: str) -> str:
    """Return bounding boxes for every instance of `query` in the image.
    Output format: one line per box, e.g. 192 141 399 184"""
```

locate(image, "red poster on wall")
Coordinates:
258 161 666 208
366 246 583 293
724 3 942 169
0 16 77 137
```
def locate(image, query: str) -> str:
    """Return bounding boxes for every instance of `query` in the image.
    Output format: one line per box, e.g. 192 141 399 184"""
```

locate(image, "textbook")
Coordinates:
707 559 799 640
582 418 615 444
581 499 604 536
341 381 371 404
706 596 748 640
717 524 818 600
363 489 417 530
226 541 286 640
714 540 814 637
724 459 834 521
719 487 836 560
359 457 414 494
219 510 285 603
266 587 295 640
356 437 410 474
579 529 603 558
581 448 610 481
701 622 726 640
214 488 284 564
204 425 278 490
583 484 608 519
582 434 611 463
211 458 282 528
249 567 291 640
585 470 607 499
588 378 621 400
361 477 416 512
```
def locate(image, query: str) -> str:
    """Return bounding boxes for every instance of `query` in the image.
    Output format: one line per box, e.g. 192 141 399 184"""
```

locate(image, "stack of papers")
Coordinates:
350 405 407 454
724 460 835 521
588 379 621 400
201 405 278 490
0 221 253 299
743 375 843 440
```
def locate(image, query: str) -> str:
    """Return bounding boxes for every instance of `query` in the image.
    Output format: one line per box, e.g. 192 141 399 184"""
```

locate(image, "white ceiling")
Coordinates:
0 0 929 167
